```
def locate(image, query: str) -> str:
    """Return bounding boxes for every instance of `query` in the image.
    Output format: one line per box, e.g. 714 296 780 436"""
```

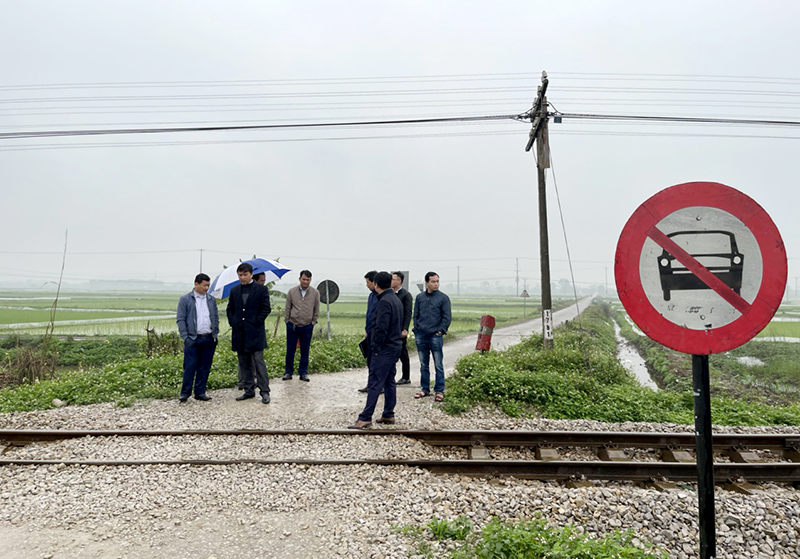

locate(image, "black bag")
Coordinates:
358 338 370 360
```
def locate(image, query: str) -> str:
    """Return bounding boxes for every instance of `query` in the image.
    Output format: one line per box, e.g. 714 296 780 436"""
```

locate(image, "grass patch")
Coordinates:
400 516 667 558
0 335 366 412
445 303 800 425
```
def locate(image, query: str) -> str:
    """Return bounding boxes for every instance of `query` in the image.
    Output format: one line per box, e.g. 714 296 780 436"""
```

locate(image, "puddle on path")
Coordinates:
613 319 658 391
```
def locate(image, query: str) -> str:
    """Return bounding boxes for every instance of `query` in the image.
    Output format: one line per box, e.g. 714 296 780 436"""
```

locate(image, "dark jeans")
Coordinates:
416 332 445 394
358 351 399 422
238 351 270 397
398 337 410 381
285 323 314 376
180 335 217 399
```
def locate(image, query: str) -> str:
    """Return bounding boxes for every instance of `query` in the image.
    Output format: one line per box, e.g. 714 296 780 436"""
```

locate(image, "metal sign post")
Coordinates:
317 280 340 341
615 182 787 559
521 289 530 317
693 354 716 559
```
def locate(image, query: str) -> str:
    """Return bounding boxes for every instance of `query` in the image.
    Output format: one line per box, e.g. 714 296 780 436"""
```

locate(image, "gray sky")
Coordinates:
2 1 799 296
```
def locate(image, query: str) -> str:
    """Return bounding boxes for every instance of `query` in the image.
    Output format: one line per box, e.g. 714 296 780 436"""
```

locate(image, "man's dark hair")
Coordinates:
392 271 405 282
375 271 392 290
425 271 439 283
254 272 266 281
300 270 312 279
364 270 378 282
195 273 210 284
237 262 253 274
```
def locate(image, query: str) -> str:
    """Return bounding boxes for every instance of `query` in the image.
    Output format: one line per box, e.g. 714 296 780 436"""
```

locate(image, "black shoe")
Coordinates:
194 394 212 401
179 397 188 403
262 394 271 404
236 393 255 401
282 373 292 381
299 375 309 382
358 386 368 393
397 378 411 385
237 385 244 391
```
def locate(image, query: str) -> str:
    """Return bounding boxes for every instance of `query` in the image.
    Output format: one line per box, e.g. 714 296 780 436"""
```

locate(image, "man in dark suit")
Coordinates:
176 273 219 403
226 262 272 404
349 271 403 429
391 271 413 385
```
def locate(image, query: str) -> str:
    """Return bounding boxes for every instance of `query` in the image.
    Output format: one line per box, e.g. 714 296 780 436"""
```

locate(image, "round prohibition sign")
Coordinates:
615 182 787 354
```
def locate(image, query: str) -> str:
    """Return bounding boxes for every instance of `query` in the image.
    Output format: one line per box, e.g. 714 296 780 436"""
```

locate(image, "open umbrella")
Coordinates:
209 258 291 299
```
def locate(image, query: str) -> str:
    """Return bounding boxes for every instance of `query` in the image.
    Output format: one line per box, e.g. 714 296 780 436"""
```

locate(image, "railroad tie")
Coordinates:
661 448 694 463
724 447 763 463
721 480 762 495
596 445 627 462
534 446 561 461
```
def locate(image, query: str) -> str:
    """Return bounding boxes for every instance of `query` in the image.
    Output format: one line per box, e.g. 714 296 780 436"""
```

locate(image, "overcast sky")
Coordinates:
2 1 799 296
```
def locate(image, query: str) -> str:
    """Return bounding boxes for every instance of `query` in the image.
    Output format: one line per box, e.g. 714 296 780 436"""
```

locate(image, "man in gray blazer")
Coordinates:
176 273 220 403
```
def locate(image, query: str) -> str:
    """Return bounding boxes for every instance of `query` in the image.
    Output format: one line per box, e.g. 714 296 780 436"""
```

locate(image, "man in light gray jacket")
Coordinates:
176 273 220 403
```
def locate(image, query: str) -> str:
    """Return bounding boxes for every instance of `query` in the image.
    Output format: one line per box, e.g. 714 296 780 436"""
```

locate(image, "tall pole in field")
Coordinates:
199 248 204 272
525 71 553 349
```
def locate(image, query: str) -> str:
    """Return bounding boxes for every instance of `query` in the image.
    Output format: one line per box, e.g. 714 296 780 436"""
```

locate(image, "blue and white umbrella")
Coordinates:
209 258 291 299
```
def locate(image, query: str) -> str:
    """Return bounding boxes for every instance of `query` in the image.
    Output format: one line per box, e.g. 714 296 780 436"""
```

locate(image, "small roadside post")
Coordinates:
317 280 340 341
520 289 530 317
615 182 787 559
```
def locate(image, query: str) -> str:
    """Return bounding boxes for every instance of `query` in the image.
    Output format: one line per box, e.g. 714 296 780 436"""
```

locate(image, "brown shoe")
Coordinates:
376 416 395 425
347 420 372 430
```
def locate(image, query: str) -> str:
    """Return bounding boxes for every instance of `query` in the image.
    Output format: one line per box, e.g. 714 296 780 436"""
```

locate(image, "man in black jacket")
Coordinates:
227 262 272 403
349 271 403 429
391 271 413 385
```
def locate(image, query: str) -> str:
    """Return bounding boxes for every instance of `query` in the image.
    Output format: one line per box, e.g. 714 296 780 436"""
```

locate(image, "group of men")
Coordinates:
350 270 451 429
176 264 453 430
176 263 319 404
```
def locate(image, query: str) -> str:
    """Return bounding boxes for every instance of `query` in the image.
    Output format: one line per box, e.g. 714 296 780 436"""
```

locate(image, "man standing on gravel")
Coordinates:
283 270 319 382
358 270 379 393
391 271 413 385
176 273 219 403
349 271 403 429
413 271 451 402
227 262 272 404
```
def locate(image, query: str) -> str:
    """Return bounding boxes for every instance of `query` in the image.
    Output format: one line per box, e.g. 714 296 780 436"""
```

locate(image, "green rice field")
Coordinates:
0 290 564 338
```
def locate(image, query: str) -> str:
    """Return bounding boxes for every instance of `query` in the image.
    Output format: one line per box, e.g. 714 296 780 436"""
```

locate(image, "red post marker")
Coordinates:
475 315 496 352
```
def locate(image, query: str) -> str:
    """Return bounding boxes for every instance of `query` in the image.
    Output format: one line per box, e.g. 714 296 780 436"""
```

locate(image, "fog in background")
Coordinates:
2 1 798 297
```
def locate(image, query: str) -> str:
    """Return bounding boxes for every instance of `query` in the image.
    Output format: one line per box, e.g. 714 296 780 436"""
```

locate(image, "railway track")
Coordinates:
1 429 798 486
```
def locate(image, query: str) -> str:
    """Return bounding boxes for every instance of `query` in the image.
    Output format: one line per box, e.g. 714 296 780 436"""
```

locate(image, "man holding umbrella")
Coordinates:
227 262 272 404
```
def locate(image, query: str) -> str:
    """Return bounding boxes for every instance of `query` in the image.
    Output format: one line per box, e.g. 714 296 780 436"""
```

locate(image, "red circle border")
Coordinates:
615 182 787 354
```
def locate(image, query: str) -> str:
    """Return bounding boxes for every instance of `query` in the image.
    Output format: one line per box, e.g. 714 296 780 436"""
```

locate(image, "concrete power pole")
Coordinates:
525 71 553 349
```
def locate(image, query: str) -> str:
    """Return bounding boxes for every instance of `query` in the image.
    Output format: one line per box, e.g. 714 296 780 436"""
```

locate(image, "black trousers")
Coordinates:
398 338 410 381
237 351 270 397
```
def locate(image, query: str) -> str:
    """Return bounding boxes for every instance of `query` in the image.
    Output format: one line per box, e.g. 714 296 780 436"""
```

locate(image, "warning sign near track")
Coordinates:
615 182 787 354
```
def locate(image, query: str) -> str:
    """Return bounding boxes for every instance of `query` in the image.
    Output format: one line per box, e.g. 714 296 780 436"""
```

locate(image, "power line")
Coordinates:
546 112 800 128
0 113 520 140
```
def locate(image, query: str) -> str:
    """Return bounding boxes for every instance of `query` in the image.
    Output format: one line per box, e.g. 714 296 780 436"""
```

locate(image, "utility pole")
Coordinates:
199 248 204 272
605 267 608 296
525 71 553 349
515 258 519 297
457 266 461 296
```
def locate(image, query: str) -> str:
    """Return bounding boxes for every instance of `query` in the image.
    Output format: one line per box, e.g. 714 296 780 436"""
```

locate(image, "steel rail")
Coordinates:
0 457 797 482
0 429 798 451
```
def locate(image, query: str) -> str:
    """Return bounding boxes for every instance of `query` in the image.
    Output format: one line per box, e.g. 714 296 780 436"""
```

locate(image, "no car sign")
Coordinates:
615 182 787 354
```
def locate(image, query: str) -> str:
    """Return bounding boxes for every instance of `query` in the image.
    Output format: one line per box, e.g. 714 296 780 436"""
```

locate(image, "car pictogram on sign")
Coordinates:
658 230 744 301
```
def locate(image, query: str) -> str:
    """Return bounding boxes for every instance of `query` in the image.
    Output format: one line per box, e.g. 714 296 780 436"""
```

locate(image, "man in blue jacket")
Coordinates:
349 271 403 429
227 262 272 404
413 271 451 402
176 273 219 403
